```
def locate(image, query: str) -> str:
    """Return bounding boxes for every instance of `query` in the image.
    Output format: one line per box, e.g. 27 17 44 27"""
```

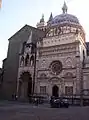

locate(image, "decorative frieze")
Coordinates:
45 25 84 40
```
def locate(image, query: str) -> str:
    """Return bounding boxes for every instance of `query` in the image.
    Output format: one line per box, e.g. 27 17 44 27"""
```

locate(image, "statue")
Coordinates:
20 56 24 66
25 46 31 54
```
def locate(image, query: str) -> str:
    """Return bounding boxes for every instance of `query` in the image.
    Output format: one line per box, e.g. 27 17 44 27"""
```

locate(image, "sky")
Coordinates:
0 0 89 67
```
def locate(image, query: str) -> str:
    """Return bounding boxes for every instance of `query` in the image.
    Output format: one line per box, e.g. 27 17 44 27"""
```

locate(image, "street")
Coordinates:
0 102 89 120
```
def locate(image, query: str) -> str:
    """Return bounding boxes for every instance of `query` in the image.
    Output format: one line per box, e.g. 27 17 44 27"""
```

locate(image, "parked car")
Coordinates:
50 96 69 108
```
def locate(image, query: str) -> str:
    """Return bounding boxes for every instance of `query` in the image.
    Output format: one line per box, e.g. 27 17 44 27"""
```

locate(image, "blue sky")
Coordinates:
0 0 89 67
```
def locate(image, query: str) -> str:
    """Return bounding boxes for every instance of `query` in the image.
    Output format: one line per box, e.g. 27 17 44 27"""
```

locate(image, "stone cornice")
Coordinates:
63 67 76 70
38 41 78 53
37 67 76 73
39 51 76 58
37 69 50 71
45 24 85 40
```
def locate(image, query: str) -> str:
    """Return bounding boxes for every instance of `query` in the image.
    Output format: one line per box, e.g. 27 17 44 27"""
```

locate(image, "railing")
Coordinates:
60 94 89 106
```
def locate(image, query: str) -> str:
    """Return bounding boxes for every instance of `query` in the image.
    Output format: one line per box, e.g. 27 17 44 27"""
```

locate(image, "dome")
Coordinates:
51 14 79 26
48 2 80 26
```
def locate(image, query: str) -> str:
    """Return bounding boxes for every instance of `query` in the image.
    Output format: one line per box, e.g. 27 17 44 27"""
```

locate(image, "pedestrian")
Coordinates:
12 94 14 100
34 97 38 106
15 95 18 101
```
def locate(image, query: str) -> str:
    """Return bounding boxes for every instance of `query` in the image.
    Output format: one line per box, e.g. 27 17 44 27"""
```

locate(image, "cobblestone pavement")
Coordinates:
0 102 89 120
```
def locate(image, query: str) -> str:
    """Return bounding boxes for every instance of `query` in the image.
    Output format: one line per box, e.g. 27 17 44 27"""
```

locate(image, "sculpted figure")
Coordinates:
20 56 24 66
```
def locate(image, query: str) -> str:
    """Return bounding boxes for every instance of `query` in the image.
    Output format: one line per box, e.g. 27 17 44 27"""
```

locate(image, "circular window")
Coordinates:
50 61 62 75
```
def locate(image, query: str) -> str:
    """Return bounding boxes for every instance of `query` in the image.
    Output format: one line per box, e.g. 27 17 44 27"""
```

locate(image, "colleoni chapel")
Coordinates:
1 2 89 100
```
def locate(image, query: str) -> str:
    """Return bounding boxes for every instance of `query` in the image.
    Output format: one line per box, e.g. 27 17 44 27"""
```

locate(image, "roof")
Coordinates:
49 13 80 26
48 2 80 27
3 58 7 62
9 24 46 55
8 24 45 41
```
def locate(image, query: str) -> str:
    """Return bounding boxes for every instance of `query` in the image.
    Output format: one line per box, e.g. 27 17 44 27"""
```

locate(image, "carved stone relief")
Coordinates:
48 77 64 88
41 59 46 68
65 57 72 68
25 46 31 54
64 72 73 78
45 25 82 38
20 56 24 67
49 60 62 75
40 73 47 79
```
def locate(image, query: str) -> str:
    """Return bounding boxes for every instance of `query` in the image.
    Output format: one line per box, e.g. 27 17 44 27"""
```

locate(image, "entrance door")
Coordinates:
20 72 32 98
27 76 32 97
52 85 59 97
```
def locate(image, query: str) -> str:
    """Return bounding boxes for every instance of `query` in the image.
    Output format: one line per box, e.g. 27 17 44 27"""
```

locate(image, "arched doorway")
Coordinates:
27 76 32 97
20 71 32 99
52 85 59 97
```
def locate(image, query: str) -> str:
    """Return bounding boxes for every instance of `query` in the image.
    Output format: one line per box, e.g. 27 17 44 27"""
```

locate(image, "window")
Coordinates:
40 86 46 94
83 50 85 60
83 50 85 67
50 60 62 75
65 86 73 95
87 50 89 56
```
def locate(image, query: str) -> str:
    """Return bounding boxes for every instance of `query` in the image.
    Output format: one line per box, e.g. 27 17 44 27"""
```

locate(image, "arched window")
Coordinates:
83 50 85 60
83 50 85 67
64 72 73 78
30 55 34 66
20 56 24 66
25 53 29 66
65 57 72 68
40 73 47 79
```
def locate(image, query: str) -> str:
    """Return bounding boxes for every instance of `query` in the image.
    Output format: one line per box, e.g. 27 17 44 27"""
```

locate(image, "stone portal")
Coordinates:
19 71 32 100
52 85 59 97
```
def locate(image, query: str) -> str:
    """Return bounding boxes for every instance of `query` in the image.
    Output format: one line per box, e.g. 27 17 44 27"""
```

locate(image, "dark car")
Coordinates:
60 99 69 108
50 97 69 108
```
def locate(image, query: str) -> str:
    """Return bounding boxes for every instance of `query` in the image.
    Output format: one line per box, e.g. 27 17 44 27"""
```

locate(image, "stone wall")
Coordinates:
2 25 45 99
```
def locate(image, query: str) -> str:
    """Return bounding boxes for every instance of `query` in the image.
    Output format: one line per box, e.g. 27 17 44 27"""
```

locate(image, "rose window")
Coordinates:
50 61 62 75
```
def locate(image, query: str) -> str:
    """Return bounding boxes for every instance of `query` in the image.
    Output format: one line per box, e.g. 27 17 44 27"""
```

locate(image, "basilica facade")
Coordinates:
16 2 89 100
2 2 89 100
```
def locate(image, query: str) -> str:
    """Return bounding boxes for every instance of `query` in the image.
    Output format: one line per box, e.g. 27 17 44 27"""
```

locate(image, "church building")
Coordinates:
2 2 89 101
